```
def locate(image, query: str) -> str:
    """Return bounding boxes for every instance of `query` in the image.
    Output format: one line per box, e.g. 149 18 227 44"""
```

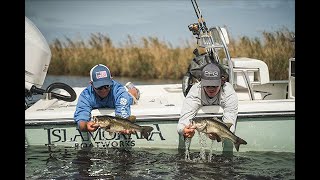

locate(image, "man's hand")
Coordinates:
86 121 100 132
183 124 195 138
79 121 99 132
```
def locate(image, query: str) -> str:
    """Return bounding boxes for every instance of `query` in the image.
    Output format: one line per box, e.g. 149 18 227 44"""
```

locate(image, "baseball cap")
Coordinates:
90 64 113 88
201 63 221 86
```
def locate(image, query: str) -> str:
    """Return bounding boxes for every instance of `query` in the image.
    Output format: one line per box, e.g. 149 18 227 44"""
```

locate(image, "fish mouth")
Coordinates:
92 116 98 123
190 121 197 129
190 120 207 131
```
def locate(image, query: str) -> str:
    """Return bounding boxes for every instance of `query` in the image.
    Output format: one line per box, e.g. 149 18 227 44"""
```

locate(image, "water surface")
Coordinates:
25 146 295 179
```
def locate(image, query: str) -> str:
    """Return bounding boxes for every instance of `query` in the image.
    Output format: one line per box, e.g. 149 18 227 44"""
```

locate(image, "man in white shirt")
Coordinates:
177 63 238 140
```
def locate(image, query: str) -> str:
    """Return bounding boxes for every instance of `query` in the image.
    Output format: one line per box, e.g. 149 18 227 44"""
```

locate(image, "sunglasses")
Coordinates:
204 86 219 88
96 85 111 90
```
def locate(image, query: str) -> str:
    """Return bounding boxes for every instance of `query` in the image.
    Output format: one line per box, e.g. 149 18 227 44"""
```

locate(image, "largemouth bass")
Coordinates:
191 117 247 151
92 115 153 139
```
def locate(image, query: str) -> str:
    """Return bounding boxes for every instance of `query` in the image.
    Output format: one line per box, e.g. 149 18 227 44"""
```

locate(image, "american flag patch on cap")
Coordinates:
96 71 107 79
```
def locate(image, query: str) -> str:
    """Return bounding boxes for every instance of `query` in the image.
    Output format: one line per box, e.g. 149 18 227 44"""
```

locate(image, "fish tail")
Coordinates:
140 126 154 139
234 137 247 152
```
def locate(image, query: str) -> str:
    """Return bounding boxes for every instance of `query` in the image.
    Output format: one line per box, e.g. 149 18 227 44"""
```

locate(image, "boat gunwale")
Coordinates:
25 110 295 126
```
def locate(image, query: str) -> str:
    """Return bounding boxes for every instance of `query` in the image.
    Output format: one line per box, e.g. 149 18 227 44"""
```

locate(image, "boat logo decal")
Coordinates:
44 124 166 149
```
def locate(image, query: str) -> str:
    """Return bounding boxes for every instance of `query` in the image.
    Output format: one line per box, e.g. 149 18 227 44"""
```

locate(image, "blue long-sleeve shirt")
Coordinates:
74 80 133 127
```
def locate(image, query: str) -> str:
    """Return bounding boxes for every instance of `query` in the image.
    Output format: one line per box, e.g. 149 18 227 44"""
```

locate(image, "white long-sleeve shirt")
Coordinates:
177 82 238 135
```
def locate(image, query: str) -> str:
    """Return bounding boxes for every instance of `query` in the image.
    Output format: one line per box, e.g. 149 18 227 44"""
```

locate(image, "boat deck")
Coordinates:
26 83 294 124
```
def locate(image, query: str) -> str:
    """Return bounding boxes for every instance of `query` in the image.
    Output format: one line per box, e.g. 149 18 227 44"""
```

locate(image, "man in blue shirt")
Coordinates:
74 64 139 133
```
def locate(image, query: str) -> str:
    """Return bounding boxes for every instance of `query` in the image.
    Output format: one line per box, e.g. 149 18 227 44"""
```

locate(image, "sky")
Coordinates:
25 0 295 47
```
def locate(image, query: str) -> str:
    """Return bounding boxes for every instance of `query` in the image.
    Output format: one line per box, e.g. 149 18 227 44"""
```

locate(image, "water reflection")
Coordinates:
72 147 96 179
25 146 295 180
71 147 139 179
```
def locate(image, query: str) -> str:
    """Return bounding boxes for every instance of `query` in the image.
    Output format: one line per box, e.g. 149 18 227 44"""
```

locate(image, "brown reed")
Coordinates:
49 28 294 80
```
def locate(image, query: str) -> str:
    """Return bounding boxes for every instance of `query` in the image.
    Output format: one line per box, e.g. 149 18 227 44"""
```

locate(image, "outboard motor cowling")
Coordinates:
25 16 51 90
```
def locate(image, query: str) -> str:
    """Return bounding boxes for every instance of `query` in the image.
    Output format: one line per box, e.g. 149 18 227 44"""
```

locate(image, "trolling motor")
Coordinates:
25 16 77 109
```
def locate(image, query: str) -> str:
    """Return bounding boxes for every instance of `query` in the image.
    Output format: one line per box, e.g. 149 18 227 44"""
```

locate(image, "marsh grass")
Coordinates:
228 28 295 80
49 28 294 80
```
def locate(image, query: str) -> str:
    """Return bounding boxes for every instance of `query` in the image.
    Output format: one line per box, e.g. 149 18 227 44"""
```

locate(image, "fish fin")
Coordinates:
207 133 222 142
212 117 220 121
115 114 122 118
224 123 233 129
211 117 233 130
127 115 136 123
234 137 247 152
140 126 154 139
216 135 222 142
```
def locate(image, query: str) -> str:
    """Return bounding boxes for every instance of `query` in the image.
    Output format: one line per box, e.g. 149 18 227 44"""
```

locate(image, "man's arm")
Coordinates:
114 86 136 134
177 84 202 136
114 85 133 118
221 82 238 132
74 89 97 132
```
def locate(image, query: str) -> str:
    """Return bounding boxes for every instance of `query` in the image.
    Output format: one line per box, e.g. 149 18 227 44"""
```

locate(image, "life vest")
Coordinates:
182 53 229 97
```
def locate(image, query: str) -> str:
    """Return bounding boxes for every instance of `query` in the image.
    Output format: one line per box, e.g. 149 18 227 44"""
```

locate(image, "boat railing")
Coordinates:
208 26 234 86
233 68 257 100
207 26 265 100
288 58 295 99
206 26 281 101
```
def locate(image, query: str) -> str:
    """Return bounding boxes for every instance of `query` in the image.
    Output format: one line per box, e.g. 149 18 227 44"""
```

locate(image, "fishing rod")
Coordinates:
182 0 234 96
188 0 215 57
191 0 208 32
189 0 200 35
189 0 201 35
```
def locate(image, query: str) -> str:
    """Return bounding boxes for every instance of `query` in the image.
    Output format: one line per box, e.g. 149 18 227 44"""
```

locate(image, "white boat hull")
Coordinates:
25 116 294 152
25 83 295 153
